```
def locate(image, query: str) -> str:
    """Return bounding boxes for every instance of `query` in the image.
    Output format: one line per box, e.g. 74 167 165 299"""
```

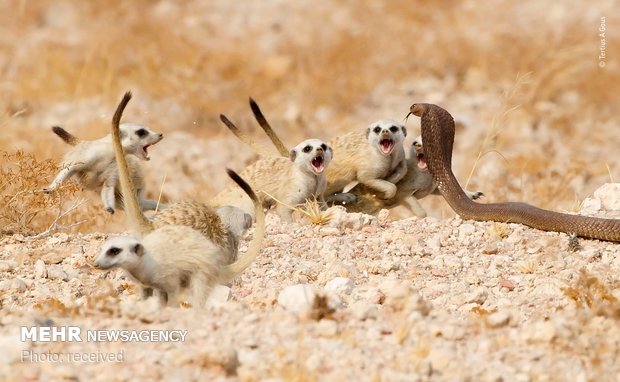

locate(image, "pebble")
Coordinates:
208 285 231 307
41 252 65 264
462 287 488 305
0 278 27 292
593 183 620 211
34 259 47 278
46 265 69 281
278 284 317 317
458 223 476 239
0 261 17 272
324 277 354 295
482 243 499 255
487 311 512 328
316 319 338 337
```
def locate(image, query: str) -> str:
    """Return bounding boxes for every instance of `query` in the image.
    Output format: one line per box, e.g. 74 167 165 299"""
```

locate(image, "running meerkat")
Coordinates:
94 92 265 307
44 123 164 214
212 115 332 222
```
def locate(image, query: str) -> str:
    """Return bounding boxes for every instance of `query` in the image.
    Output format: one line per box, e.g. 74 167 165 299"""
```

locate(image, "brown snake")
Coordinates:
409 103 620 243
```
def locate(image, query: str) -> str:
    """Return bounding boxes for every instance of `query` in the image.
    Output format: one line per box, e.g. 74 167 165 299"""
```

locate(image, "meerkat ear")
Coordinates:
402 126 407 137
133 243 144 257
289 149 297 162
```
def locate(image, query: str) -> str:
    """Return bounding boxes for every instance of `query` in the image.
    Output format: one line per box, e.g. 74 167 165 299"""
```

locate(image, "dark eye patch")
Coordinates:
135 128 148 137
373 126 381 134
320 143 327 150
389 126 398 133
302 145 312 153
107 247 121 257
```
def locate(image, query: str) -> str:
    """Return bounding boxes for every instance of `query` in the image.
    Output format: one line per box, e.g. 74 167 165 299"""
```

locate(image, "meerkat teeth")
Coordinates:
311 155 325 173
379 138 394 154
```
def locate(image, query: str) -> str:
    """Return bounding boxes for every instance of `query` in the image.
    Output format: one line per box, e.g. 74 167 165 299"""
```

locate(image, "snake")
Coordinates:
408 103 620 243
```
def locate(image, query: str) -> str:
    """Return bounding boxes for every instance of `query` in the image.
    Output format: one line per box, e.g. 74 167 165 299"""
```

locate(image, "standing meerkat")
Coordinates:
94 92 265 307
44 123 164 214
212 115 333 222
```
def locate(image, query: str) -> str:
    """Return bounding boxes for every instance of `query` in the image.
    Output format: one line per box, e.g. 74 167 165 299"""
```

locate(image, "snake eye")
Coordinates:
373 126 381 134
389 125 398 133
302 145 312 153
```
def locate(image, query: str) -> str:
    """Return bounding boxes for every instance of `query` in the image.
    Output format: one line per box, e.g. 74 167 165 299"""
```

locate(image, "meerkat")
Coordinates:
94 92 265 307
151 200 252 265
212 115 332 222
330 136 484 216
44 123 164 214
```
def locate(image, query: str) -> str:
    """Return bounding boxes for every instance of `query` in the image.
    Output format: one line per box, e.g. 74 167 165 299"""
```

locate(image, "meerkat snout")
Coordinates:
367 120 407 156
411 135 427 170
95 237 145 270
120 123 164 161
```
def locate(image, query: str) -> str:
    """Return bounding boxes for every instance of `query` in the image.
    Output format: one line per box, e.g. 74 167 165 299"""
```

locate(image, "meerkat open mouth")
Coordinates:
311 155 325 173
142 144 152 160
416 152 428 170
379 139 394 154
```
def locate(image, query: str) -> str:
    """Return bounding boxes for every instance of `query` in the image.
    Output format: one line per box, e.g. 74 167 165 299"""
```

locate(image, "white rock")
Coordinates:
593 183 620 211
579 197 601 214
278 284 317 317
47 265 69 281
324 277 354 295
0 261 17 272
350 302 378 320
462 287 488 305
34 260 47 278
0 278 27 292
487 311 511 328
207 285 231 307
458 223 476 239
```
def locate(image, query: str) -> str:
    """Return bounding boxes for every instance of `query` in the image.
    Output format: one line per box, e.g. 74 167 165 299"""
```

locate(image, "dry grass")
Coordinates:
563 270 620 319
0 150 98 237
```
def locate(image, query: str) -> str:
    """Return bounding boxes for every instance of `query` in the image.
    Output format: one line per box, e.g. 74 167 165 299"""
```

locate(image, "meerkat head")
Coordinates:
216 206 253 238
366 120 407 156
411 135 427 171
289 138 333 175
119 123 164 161
95 236 145 271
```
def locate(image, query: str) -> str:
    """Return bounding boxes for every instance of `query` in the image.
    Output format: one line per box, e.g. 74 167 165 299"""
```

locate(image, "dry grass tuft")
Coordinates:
0 150 97 237
563 270 620 319
298 199 333 226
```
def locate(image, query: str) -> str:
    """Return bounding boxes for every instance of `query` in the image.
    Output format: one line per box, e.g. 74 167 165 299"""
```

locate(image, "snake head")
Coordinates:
409 103 426 117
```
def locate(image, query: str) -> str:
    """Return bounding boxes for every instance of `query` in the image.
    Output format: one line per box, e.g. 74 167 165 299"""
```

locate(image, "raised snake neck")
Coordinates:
411 103 620 243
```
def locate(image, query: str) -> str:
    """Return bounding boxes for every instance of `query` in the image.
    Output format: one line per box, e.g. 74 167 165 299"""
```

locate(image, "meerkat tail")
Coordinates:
51 126 80 146
219 114 276 157
248 97 290 157
224 168 265 276
111 91 154 234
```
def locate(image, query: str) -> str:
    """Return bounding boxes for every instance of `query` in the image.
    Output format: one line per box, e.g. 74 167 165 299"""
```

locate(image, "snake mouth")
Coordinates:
416 152 427 170
379 139 394 154
311 155 325 174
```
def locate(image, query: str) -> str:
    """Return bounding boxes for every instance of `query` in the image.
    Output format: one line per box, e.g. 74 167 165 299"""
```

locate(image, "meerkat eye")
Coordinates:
373 126 381 134
302 145 312 153
320 143 327 150
389 126 399 133
135 128 148 137
106 247 121 257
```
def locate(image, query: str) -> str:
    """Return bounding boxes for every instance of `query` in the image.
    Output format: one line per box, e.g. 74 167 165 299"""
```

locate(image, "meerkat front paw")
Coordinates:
382 184 397 199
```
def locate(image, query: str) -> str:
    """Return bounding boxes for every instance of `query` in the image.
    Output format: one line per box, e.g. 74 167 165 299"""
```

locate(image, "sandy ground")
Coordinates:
1 189 620 381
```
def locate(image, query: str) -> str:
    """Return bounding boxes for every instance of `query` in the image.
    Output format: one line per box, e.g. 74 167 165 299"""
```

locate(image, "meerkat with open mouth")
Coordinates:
44 122 164 214
211 115 332 222
94 92 265 307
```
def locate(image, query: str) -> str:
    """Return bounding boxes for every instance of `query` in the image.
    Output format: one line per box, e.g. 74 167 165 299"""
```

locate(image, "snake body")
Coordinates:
410 103 620 242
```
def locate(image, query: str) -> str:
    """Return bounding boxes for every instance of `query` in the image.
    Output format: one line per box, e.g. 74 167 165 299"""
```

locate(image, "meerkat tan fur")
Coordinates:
94 92 265 307
151 200 252 265
331 136 483 216
212 115 332 222
45 123 163 214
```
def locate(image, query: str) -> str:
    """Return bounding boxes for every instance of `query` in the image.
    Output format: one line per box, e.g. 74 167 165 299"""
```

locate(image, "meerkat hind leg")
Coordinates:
402 196 427 218
101 184 117 214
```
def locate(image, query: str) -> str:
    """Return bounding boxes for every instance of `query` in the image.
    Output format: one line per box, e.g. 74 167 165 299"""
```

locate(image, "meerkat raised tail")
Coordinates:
212 114 332 222
45 122 164 214
94 92 265 307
